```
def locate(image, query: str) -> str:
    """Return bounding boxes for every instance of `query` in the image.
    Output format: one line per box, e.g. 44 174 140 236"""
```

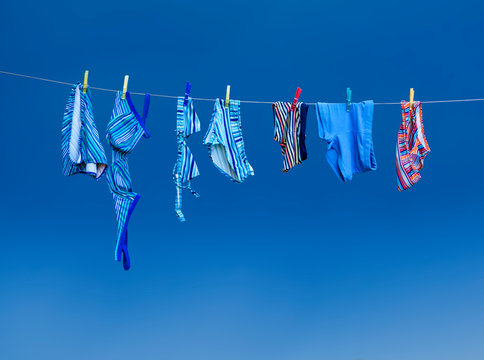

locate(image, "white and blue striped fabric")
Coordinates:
106 91 150 270
203 99 254 183
61 82 107 179
173 97 200 222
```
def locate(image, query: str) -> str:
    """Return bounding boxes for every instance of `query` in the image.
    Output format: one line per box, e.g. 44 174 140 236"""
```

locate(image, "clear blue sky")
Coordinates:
1 0 484 359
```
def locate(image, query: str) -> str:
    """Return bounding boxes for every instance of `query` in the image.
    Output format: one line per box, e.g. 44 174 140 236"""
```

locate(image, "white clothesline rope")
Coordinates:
1 69 484 106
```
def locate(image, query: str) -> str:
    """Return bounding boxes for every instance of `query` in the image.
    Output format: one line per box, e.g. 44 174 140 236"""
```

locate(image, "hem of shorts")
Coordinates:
363 102 376 172
326 149 348 182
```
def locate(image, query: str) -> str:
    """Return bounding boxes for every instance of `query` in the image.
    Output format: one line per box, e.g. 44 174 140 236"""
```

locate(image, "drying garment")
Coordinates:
106 91 151 270
61 82 107 178
396 101 430 191
315 101 377 182
203 99 254 182
272 101 308 172
173 97 201 222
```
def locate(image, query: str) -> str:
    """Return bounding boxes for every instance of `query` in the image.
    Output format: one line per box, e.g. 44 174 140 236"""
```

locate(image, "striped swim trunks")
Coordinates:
173 96 200 222
61 82 107 179
396 101 430 191
203 99 254 182
272 101 308 172
106 91 151 270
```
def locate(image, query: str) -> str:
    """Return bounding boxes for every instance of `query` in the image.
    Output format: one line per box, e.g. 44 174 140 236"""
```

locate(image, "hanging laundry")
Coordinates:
314 101 377 181
173 96 200 221
61 82 107 178
203 99 254 182
106 91 151 270
272 101 308 172
396 101 430 191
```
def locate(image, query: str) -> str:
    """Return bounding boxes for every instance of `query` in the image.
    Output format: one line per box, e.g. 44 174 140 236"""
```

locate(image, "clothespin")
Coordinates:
83 70 89 94
346 88 352 112
184 81 191 106
290 87 302 111
122 75 129 100
409 88 415 110
225 85 231 109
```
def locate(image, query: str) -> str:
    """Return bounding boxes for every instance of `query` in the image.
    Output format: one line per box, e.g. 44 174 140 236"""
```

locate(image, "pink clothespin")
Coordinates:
290 87 302 111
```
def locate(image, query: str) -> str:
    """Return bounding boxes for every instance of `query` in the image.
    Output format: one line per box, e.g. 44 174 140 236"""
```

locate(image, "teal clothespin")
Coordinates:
346 88 352 112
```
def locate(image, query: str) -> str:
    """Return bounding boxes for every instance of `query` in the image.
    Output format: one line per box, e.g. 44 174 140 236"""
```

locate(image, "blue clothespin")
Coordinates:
184 81 191 106
346 88 352 112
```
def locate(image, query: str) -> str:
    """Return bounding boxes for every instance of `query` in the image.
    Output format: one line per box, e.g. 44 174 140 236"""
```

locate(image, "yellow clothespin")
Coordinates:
83 70 89 94
409 88 414 110
122 75 129 100
225 85 231 109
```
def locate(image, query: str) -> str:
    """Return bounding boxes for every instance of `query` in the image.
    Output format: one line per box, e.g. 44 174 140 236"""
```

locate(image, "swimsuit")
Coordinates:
61 82 107 178
173 96 200 221
315 100 376 181
396 101 430 191
272 101 308 172
203 99 254 182
106 91 150 270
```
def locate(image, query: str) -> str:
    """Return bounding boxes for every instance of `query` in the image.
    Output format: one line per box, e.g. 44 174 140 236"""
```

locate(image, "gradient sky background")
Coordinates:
1 1 484 359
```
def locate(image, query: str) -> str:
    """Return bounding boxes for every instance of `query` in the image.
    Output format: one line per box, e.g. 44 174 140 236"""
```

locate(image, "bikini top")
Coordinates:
177 96 200 138
106 91 151 155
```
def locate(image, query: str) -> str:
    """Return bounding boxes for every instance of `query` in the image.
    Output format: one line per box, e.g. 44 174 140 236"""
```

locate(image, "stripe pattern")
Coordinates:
272 101 308 172
203 99 254 183
106 91 151 270
61 82 107 178
173 97 200 222
396 101 430 191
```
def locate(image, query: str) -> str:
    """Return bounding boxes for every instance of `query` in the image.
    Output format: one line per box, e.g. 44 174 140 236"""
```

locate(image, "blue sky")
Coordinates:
1 0 484 359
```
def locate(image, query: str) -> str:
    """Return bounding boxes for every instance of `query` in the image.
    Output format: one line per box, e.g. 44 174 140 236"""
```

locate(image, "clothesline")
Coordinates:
2 69 484 106
54 66 439 270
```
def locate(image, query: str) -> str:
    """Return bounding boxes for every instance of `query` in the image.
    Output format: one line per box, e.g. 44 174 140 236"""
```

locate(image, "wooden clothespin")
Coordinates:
346 88 352 112
409 88 415 110
122 75 129 100
290 87 302 111
184 81 191 106
225 85 231 109
83 70 89 94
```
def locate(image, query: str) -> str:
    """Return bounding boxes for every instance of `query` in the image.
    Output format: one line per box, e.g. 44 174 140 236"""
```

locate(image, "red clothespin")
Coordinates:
290 87 302 111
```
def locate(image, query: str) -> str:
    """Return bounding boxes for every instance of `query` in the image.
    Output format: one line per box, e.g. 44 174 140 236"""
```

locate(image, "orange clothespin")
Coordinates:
83 70 89 94
122 75 129 100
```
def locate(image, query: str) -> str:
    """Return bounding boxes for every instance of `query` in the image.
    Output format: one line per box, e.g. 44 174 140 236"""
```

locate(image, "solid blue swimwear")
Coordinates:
315 101 377 182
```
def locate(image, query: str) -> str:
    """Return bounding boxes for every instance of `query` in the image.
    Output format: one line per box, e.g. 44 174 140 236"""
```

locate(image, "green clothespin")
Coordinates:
83 70 89 94
122 75 129 100
225 85 231 109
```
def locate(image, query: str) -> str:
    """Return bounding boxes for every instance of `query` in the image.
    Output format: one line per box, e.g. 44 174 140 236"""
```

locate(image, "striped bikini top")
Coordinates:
107 91 151 155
